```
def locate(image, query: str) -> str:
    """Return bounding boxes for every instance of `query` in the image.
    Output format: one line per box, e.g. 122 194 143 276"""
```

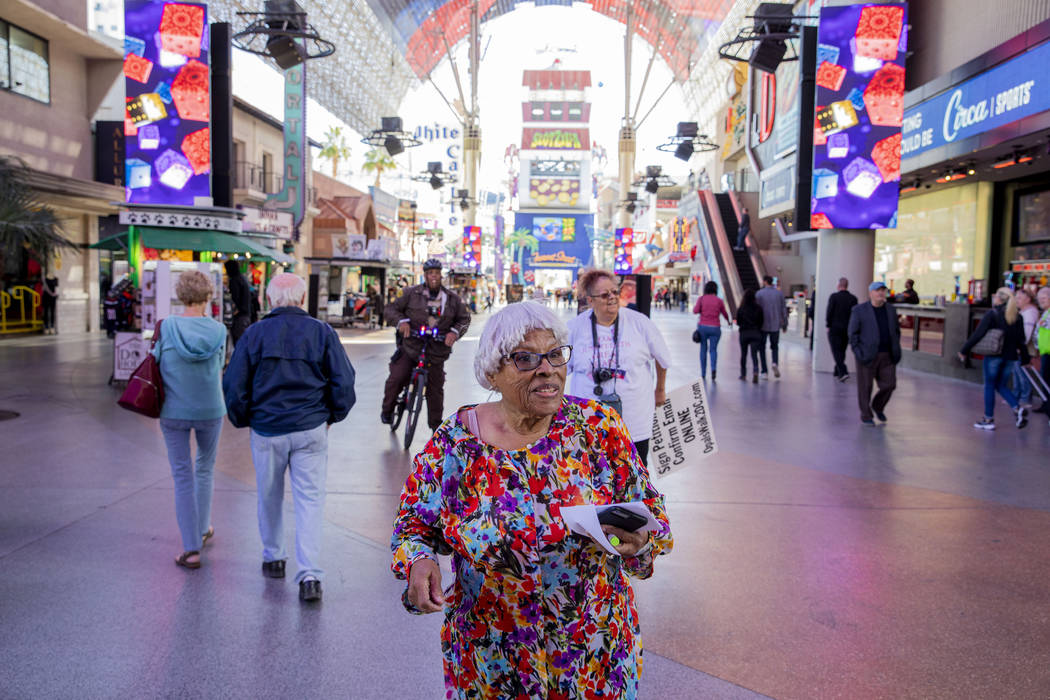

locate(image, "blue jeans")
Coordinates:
250 423 328 583
160 418 223 552
697 325 721 377
1010 361 1032 403
983 357 1019 418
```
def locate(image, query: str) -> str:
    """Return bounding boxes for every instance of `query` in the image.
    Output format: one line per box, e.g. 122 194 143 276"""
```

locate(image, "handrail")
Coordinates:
0 285 43 334
700 190 743 316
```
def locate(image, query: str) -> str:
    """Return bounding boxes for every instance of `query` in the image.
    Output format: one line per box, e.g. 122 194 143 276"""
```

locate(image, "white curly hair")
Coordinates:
473 301 570 391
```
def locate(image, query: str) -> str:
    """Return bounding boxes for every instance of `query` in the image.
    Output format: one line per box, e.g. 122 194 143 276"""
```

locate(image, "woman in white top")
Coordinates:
565 269 671 466
1012 288 1040 407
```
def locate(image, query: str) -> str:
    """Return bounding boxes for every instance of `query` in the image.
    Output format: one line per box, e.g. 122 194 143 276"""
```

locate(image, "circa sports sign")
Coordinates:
902 39 1050 160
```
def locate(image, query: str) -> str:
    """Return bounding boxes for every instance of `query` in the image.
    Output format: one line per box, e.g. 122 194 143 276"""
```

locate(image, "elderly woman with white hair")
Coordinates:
391 301 673 699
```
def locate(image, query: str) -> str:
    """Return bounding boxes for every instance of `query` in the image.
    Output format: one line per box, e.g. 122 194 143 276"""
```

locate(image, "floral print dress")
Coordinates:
391 396 673 699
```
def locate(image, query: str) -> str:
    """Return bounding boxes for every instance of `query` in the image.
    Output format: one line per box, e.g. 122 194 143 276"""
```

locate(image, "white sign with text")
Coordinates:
650 380 718 478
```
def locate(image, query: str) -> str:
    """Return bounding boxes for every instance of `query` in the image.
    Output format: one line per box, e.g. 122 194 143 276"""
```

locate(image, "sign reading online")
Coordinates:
901 40 1050 160
811 3 908 230
650 381 718 478
124 0 210 206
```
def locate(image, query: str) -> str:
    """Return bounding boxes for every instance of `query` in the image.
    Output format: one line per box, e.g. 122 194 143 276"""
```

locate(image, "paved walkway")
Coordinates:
1 308 1048 699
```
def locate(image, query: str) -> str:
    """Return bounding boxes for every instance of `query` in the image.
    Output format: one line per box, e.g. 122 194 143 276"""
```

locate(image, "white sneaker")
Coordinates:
974 417 995 430
760 372 769 380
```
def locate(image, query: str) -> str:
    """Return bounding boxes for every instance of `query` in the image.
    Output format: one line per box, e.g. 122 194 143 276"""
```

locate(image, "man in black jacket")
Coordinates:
381 259 471 431
826 277 858 381
848 281 901 425
225 260 253 344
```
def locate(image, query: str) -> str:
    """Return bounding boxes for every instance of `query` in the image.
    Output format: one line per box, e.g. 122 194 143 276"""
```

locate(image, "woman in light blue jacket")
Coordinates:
153 270 228 569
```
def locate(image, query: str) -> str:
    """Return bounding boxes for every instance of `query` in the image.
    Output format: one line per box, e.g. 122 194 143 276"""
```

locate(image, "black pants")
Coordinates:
740 330 762 376
828 328 849 376
856 352 897 421
633 439 649 467
42 295 56 330
760 330 780 372
231 315 251 345
382 351 447 430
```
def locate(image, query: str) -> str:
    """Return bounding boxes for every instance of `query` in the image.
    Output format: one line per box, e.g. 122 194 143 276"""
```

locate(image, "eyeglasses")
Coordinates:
589 291 619 303
503 345 572 371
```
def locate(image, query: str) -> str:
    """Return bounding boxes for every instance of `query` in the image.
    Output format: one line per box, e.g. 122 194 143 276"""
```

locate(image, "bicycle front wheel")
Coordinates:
403 372 426 451
390 388 407 431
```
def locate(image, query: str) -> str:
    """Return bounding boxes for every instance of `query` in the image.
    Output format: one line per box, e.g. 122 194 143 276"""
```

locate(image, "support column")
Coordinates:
617 125 635 229
463 123 480 228
812 229 875 374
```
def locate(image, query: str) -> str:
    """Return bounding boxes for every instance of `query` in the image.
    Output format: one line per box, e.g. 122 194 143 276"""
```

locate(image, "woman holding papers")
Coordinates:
391 301 673 699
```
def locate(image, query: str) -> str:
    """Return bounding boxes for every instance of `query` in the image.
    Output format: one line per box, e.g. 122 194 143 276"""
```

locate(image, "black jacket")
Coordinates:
383 284 471 361
736 303 764 333
960 305 1030 364
848 301 902 365
826 289 858 331
228 271 252 318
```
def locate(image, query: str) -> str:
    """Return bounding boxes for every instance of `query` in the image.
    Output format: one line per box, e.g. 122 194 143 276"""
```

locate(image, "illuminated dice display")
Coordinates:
844 157 882 199
159 49 188 69
871 133 902 182
816 43 840 67
123 53 153 83
154 81 173 104
155 149 194 190
810 213 833 229
171 60 209 122
813 114 827 146
855 5 904 61
159 3 205 58
181 128 210 174
813 168 839 199
816 61 846 91
816 100 859 135
124 36 146 58
125 158 151 189
126 93 168 126
863 63 905 126
851 37 883 74
137 124 160 150
827 132 849 159
847 87 865 112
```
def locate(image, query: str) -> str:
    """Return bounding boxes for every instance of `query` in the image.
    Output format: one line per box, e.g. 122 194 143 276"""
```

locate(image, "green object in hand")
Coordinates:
609 535 621 547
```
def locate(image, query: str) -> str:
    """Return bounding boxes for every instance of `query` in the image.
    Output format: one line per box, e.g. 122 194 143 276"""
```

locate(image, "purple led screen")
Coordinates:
811 3 907 230
124 1 210 206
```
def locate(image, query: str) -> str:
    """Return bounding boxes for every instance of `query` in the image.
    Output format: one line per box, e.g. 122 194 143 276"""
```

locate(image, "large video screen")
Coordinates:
810 3 907 230
124 0 210 206
532 217 577 242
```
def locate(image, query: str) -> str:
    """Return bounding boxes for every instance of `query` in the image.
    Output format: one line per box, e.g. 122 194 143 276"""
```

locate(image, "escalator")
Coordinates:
715 193 760 292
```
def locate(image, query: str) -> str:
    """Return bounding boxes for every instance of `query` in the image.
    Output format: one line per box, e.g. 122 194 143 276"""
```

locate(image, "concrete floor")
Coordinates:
1 307 1048 699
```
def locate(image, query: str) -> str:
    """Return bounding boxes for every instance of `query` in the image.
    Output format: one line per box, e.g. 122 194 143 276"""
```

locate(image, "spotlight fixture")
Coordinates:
411 162 457 191
717 2 813 73
361 116 421 157
233 1 335 70
455 188 477 211
657 122 718 161
619 191 640 214
633 166 675 194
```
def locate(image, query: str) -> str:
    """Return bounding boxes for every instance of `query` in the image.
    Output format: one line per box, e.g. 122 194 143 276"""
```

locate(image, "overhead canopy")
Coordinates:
90 227 291 263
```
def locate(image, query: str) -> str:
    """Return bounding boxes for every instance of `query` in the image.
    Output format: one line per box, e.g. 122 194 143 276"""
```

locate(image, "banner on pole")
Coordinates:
650 380 718 478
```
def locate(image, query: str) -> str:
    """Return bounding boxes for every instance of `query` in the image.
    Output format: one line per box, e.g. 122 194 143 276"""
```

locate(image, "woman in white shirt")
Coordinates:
1013 288 1040 407
566 269 671 466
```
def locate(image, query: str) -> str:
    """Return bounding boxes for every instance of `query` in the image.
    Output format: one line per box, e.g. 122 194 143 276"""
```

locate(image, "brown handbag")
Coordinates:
117 320 165 418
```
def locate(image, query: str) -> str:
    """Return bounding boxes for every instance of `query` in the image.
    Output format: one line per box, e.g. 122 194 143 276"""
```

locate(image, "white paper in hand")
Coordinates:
560 502 659 557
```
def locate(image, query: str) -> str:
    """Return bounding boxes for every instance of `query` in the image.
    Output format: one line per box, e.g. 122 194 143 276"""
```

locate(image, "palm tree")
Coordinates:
361 148 397 187
0 156 73 270
318 126 352 179
503 227 538 284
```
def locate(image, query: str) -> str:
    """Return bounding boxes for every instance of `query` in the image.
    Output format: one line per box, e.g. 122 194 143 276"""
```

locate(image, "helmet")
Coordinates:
422 258 443 271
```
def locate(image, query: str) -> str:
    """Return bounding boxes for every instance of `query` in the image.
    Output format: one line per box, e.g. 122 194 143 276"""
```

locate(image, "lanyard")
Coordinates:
590 311 620 395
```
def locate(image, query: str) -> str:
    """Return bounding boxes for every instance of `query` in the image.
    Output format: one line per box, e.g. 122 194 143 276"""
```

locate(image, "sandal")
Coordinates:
175 551 201 569
201 527 214 548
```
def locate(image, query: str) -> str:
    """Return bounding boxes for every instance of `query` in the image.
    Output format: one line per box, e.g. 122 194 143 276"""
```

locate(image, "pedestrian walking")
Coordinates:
223 273 357 602
826 277 858 381
734 207 751 250
756 276 788 379
692 281 730 381
958 287 1031 430
736 288 764 383
41 272 58 334
225 260 252 344
1011 288 1039 407
153 270 227 570
847 281 902 425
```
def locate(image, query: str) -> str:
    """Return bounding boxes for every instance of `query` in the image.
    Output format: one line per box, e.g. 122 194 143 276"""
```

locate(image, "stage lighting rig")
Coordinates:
633 166 675 195
657 122 718 162
233 0 335 70
361 117 421 157
455 189 477 211
717 2 815 74
412 162 457 190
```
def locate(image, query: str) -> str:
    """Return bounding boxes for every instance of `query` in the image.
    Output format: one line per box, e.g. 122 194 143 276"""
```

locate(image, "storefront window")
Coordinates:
4 22 50 103
876 183 983 301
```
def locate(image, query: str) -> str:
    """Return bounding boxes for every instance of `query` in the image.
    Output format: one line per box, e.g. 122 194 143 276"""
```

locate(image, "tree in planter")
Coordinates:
318 126 352 180
361 148 397 187
502 227 538 285
0 156 74 280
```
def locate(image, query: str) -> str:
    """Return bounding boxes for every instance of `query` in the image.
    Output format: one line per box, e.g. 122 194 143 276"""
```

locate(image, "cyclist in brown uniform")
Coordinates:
381 259 471 431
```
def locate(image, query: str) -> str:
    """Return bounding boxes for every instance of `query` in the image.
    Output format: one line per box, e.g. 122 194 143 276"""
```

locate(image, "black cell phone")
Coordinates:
597 506 647 532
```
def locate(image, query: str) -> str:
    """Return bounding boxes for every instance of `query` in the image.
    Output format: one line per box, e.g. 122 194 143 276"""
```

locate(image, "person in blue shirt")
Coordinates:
153 270 228 570
223 273 356 603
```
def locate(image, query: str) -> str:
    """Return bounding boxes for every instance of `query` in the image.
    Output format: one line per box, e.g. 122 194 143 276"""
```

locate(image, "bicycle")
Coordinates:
389 326 445 450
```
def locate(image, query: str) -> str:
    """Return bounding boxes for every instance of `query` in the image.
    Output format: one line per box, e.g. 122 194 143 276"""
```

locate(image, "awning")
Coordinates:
91 226 293 263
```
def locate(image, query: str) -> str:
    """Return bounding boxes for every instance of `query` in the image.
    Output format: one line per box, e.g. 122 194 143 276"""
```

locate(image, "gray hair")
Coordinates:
175 269 213 305
266 273 307 308
474 301 569 391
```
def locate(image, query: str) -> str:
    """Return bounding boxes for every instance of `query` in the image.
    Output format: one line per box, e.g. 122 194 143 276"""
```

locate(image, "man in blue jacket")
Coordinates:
847 281 902 425
224 273 356 603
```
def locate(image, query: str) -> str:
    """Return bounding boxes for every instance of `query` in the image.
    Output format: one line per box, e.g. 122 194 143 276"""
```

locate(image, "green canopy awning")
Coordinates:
90 226 292 263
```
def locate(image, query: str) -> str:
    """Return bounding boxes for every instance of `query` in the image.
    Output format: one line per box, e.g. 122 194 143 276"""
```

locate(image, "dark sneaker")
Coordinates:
861 418 876 426
711 370 717 381
262 559 286 578
772 365 780 378
873 408 887 422
752 373 759 384
299 578 322 602
380 412 392 425
1015 406 1028 429
974 417 995 430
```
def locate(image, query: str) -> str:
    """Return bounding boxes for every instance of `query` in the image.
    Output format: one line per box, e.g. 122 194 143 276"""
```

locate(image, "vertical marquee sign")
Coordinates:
462 226 481 270
267 60 307 240
810 3 908 229
123 0 211 206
